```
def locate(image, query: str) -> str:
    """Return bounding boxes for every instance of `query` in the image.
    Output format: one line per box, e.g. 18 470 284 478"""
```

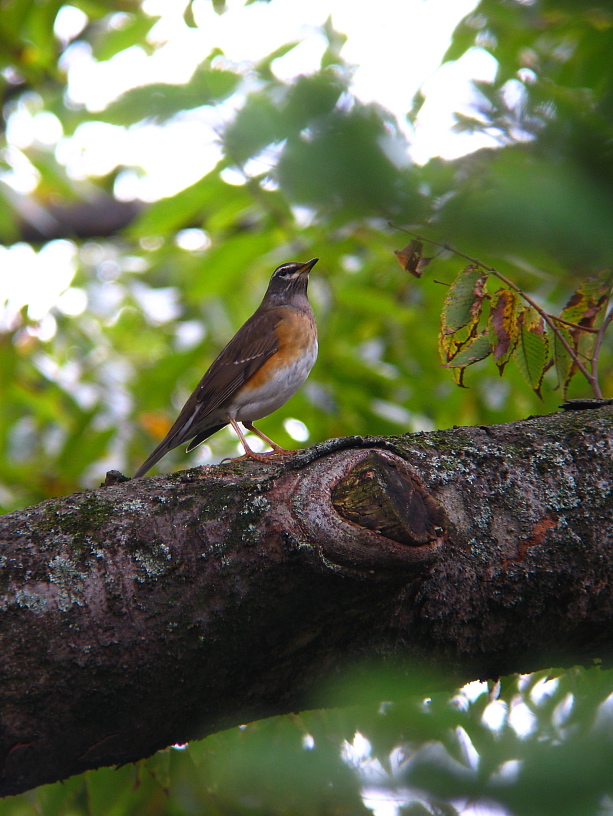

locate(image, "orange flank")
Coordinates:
240 307 317 393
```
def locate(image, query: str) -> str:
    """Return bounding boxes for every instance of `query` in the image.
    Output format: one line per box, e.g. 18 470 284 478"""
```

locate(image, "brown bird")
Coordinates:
133 258 318 478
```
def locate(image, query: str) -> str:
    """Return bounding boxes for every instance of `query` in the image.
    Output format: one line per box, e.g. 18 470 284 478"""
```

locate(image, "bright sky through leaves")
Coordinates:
2 0 496 344
47 0 493 200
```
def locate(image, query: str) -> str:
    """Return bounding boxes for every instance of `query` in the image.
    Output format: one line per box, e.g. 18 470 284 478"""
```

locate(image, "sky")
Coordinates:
1 0 501 335
51 0 497 199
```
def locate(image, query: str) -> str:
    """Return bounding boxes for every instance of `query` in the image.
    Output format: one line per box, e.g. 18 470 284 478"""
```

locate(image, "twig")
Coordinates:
389 223 603 397
550 316 599 334
590 306 613 392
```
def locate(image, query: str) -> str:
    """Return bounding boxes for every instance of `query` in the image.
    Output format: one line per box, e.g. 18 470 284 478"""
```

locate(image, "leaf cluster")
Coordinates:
431 253 613 398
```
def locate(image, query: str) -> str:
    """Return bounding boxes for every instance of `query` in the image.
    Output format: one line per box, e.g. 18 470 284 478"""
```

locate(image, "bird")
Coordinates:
133 258 319 478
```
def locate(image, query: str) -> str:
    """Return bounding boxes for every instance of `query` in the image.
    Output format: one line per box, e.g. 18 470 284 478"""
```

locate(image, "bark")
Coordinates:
1 406 613 796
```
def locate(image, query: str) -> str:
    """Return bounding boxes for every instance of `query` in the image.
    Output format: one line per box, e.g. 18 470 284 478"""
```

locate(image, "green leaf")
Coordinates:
553 324 576 398
85 765 140 816
340 285 414 324
183 1 197 28
223 91 284 163
30 774 86 816
438 265 488 372
441 265 487 335
0 182 20 243
188 231 280 303
282 71 345 131
92 13 159 62
102 63 240 126
513 308 550 398
22 0 64 74
441 19 478 64
254 41 301 80
276 105 420 219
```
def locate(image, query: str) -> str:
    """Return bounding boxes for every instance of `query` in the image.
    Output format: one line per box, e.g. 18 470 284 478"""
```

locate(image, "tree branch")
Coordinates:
2 407 613 795
390 224 606 397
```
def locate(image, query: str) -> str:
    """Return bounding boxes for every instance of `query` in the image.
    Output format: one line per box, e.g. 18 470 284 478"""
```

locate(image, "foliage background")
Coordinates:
1 0 613 813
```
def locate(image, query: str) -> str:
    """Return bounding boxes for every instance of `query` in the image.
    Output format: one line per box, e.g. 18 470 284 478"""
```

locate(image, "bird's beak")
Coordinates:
299 258 318 276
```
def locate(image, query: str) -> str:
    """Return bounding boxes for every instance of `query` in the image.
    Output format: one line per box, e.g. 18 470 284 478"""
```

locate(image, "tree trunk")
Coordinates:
1 406 612 796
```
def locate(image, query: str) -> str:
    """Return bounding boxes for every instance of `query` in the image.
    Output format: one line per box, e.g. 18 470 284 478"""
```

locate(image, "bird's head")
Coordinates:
263 258 318 305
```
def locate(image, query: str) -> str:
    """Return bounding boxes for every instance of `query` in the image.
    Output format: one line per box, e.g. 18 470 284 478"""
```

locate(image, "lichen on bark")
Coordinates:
1 406 613 796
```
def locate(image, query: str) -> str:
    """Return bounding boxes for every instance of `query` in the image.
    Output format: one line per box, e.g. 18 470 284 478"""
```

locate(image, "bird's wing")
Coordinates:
132 310 280 478
193 308 282 412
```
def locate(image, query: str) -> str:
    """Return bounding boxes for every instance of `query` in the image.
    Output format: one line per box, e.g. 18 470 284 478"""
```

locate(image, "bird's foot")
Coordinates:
221 447 297 464
264 445 296 456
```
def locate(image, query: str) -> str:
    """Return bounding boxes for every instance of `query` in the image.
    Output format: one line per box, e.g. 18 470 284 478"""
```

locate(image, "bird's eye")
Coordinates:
275 264 296 278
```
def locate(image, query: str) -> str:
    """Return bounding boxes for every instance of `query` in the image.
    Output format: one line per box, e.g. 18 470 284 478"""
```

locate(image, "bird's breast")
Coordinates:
229 307 317 421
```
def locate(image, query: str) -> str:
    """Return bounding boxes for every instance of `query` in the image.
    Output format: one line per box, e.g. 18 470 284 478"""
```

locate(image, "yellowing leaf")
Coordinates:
488 288 521 374
450 366 468 388
561 269 613 328
513 308 549 398
446 332 492 368
393 239 432 277
559 268 613 361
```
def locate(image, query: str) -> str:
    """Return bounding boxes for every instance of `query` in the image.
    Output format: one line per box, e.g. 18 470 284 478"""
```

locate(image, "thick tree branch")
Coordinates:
1 407 613 795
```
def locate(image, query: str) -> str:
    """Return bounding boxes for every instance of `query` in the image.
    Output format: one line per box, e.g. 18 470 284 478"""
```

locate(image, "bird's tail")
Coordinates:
132 438 176 479
132 423 226 479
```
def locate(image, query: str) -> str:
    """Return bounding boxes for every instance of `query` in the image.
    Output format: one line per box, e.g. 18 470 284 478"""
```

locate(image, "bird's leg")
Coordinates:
243 422 294 455
227 417 284 462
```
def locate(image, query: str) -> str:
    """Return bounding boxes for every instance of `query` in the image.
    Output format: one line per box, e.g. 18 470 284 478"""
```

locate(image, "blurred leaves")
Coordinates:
1 0 613 813
102 61 241 126
3 665 613 816
277 104 421 220
437 149 613 268
0 0 144 83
